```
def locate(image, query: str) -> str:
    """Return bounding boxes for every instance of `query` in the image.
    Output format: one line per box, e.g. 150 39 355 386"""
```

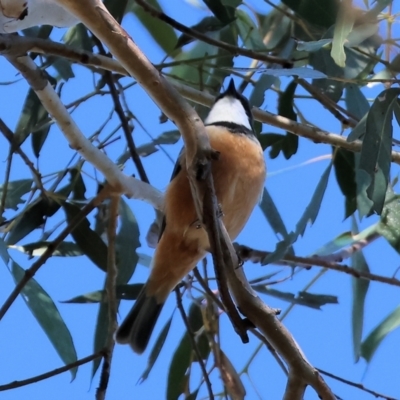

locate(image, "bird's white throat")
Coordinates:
205 96 252 130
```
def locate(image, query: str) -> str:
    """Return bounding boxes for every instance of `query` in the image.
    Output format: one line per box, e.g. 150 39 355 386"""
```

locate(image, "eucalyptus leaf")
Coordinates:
63 202 108 272
358 88 400 215
11 261 78 378
351 217 370 362
0 179 32 211
361 306 400 362
330 0 355 67
140 316 173 382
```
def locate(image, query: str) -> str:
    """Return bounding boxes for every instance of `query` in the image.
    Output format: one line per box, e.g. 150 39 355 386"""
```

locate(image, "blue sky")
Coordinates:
1 1 400 399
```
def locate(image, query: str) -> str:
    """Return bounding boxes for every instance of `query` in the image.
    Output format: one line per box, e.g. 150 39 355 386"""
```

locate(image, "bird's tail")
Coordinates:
115 285 164 354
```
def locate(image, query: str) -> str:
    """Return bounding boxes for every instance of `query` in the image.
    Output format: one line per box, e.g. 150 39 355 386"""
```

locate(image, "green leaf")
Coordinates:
0 237 10 265
115 198 140 284
260 67 327 79
252 285 338 309
170 40 219 89
258 8 292 51
355 169 374 219
63 202 108 272
167 334 192 400
175 17 226 49
364 0 392 19
313 231 354 256
93 199 140 375
167 303 205 400
259 188 289 239
203 0 239 24
361 306 400 362
295 164 332 236
104 0 129 22
205 23 237 92
330 0 355 67
263 164 332 264
62 283 144 303
93 299 109 377
282 0 338 28
345 84 370 120
140 316 173 382
277 80 298 159
11 241 83 257
358 88 400 215
309 29 345 103
63 23 93 51
134 130 181 158
7 183 72 245
11 261 78 378
348 113 368 142
377 187 400 253
219 349 246 399
249 75 276 108
14 89 50 148
297 39 332 52
333 148 357 218
235 9 265 51
129 0 177 54
0 179 32 211
351 217 370 362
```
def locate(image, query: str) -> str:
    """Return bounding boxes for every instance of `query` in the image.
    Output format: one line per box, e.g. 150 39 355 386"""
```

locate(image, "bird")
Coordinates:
115 78 266 353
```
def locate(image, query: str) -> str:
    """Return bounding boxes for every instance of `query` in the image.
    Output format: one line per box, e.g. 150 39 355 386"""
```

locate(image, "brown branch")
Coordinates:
0 185 113 321
135 0 293 67
202 171 250 343
0 351 104 391
317 368 397 400
0 119 46 195
174 287 214 400
235 244 400 288
96 195 119 400
296 78 359 127
92 35 150 184
2 35 400 164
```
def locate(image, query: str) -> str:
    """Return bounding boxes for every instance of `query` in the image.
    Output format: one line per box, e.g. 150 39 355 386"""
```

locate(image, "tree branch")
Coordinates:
134 0 293 67
2 34 400 164
3 50 163 210
235 244 400 288
0 352 104 391
0 186 112 321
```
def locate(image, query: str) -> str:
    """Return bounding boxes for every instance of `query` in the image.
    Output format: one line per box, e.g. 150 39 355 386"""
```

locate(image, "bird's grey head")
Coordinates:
205 79 254 131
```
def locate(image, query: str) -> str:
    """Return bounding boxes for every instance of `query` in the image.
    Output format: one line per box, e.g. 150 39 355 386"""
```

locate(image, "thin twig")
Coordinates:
134 0 293 67
202 171 250 344
96 195 119 400
0 185 112 321
93 35 150 183
0 119 46 194
235 244 400 288
2 35 400 164
174 287 214 400
317 368 397 400
0 351 104 391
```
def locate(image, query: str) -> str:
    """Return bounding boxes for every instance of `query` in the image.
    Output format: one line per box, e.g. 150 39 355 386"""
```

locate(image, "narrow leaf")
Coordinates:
377 186 400 253
0 179 32 211
358 88 400 214
351 217 370 362
140 316 173 382
361 306 400 362
259 188 289 240
63 202 108 272
11 262 78 378
331 0 355 67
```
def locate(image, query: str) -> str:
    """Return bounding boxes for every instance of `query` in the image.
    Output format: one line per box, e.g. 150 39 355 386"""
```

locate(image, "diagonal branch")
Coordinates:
134 0 293 67
2 34 400 164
